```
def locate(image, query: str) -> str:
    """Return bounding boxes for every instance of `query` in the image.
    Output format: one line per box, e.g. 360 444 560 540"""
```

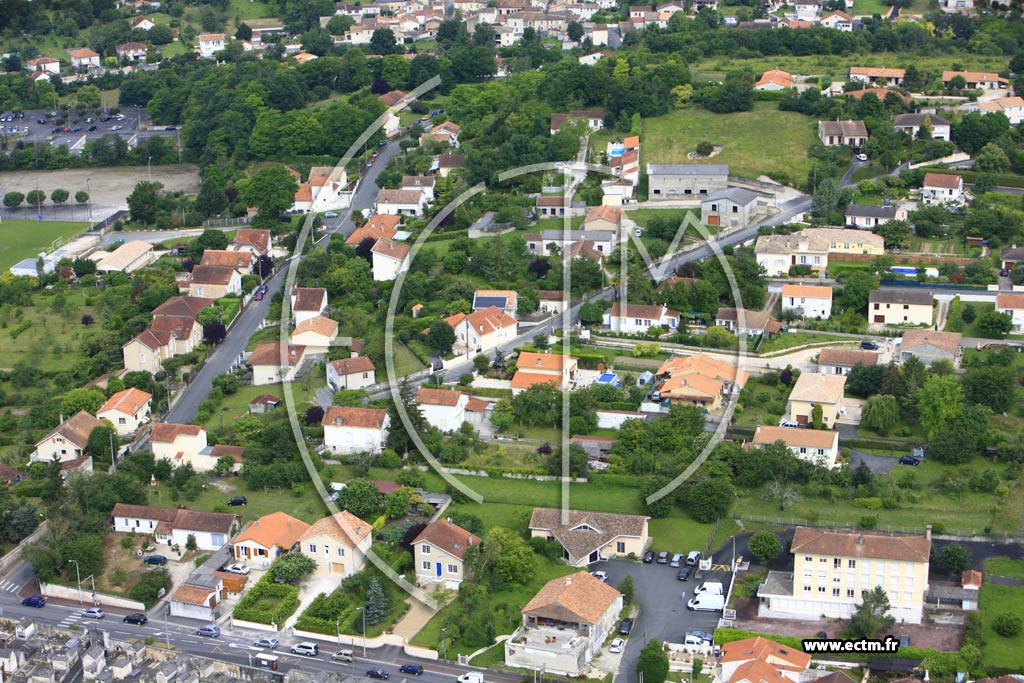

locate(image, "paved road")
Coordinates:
98 226 242 248
0 586 513 683
161 267 289 426
319 139 404 243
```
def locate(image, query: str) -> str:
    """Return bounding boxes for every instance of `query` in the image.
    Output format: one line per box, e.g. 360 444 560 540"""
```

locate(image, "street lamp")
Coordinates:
441 626 447 661
356 606 367 657
147 156 152 184
85 177 92 222
66 559 83 604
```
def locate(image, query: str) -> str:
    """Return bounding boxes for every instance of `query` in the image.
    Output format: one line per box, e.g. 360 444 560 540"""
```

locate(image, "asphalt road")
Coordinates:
0 586 512 683
318 138 404 243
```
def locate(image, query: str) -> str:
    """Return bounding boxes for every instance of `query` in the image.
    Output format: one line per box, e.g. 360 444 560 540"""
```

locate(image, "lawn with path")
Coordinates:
643 102 816 184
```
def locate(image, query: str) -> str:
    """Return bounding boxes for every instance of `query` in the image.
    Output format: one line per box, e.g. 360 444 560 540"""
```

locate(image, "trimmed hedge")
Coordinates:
233 576 300 626
714 627 939 663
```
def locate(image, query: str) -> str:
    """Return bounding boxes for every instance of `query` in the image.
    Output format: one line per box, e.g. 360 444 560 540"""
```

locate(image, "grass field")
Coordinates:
199 380 323 431
984 557 1024 581
0 287 103 372
643 102 816 184
979 580 1024 669
0 219 89 270
852 0 889 14
147 476 329 525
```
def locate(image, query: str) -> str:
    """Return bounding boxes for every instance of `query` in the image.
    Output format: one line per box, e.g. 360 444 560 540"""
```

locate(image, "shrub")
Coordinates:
859 516 877 529
852 497 882 510
695 141 714 157
129 569 171 607
993 612 1023 638
233 576 300 625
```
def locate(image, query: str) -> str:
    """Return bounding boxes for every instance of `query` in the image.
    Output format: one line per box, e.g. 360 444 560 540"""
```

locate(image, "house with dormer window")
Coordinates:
529 507 649 567
413 518 481 589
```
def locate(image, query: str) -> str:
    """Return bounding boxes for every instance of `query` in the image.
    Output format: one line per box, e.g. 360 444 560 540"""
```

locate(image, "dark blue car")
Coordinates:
143 555 167 565
399 664 423 675
21 596 45 608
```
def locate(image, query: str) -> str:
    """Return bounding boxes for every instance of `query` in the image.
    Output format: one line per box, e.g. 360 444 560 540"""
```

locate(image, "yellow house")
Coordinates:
868 289 933 326
755 228 883 276
786 373 846 427
529 508 649 567
757 526 931 624
413 518 481 589
97 388 152 436
298 511 373 578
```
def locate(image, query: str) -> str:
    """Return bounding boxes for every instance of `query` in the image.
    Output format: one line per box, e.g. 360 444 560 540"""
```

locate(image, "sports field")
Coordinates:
0 219 90 270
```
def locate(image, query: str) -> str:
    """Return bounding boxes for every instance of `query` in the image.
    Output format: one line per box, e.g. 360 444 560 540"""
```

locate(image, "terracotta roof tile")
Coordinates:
200 250 252 269
371 238 411 260
791 526 930 562
247 343 306 367
300 510 372 546
529 508 647 564
151 423 204 443
412 519 480 559
752 425 838 450
292 315 339 339
321 406 388 429
817 348 878 367
152 296 215 318
923 172 962 189
328 356 376 376
189 265 236 285
522 571 621 624
781 284 832 299
900 329 961 356
416 387 464 406
233 511 310 549
40 410 103 448
98 388 152 416
172 585 214 606
788 373 846 404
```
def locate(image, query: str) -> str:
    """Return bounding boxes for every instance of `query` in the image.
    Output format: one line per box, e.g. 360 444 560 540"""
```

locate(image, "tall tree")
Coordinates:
126 180 164 225
846 586 896 639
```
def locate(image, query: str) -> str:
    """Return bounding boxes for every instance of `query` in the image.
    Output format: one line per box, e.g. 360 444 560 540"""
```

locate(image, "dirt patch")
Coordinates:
0 165 200 210
687 145 723 160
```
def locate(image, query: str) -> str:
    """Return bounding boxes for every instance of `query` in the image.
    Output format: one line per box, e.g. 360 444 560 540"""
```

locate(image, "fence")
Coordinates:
203 216 251 227
0 520 48 578
40 582 146 611
91 210 129 233
879 279 988 290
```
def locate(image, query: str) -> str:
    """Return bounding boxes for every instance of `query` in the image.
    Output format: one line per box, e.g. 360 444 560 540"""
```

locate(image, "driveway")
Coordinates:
598 560 726 683
848 448 896 475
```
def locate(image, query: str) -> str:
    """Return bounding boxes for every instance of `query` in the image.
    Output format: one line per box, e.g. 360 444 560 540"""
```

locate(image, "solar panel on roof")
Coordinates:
474 296 508 309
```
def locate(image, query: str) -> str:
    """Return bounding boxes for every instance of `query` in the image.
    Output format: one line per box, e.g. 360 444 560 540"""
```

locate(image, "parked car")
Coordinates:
196 625 221 638
860 340 879 350
676 566 692 581
123 613 148 625
254 290 264 301
590 570 608 582
778 420 801 428
670 553 683 568
224 563 250 575
684 631 713 646
324 211 339 218
855 153 868 161
332 650 355 662
618 618 634 635
291 642 319 656
254 638 279 649
21 596 45 608
377 139 387 147
686 550 701 567
87 125 97 131
642 551 654 564
366 669 390 680
656 551 669 564
110 125 123 131
399 664 423 675
898 456 921 466
609 638 625 653
82 608 105 619
36 119 46 124
165 126 177 131
227 496 247 506
258 284 268 294
143 555 167 565
71 126 81 132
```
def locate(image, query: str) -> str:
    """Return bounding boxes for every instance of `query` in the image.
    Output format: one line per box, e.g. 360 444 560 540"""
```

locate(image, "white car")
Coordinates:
82 608 105 619
110 125 123 131
254 637 279 648
324 211 339 218
609 638 625 653
855 153 868 161
224 562 250 575
590 570 608 582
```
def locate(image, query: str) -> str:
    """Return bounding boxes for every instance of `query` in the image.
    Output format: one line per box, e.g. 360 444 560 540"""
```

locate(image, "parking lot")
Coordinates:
1 106 178 152
596 558 730 682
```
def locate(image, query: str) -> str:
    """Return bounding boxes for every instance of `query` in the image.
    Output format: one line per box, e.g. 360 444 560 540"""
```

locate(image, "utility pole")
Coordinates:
66 559 83 604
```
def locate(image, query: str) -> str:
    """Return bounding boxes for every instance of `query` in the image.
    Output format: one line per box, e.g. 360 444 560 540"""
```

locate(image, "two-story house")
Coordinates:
97 388 152 436
757 526 931 623
780 284 833 319
921 173 964 205
755 229 884 276
290 287 329 325
197 33 226 58
700 187 762 229
415 387 469 432
656 353 749 410
69 48 101 70
298 511 373 578
413 518 481 589
188 265 241 299
327 356 377 391
290 316 339 355
996 293 1024 332
716 637 811 683
818 120 868 148
603 302 680 334
199 249 253 275
247 343 308 386
785 373 846 427
371 238 411 281
505 572 622 676
893 113 951 141
232 512 310 568
868 289 933 326
321 406 390 454
472 290 518 318
750 425 840 469
31 411 104 463
511 352 578 394
444 306 518 355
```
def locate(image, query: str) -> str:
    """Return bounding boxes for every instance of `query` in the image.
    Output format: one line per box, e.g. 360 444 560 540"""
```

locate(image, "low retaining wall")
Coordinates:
0 521 47 577
40 582 145 611
292 628 405 648
232 618 281 632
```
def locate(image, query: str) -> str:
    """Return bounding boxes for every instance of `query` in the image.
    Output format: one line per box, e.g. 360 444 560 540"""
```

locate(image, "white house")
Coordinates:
415 387 469 432
371 238 411 281
413 518 481 589
232 512 311 568
750 425 840 469
321 406 390 454
187 265 242 299
921 173 964 205
151 422 207 464
845 204 904 229
603 302 680 334
31 411 104 463
298 511 373 578
290 315 339 355
69 48 100 69
290 287 328 325
893 113 951 141
97 388 152 436
817 348 879 375
326 356 377 391
401 176 436 202
444 306 518 355
537 290 569 316
112 503 238 551
246 343 308 386
996 294 1024 332
781 284 833 319
197 33 226 58
375 189 427 216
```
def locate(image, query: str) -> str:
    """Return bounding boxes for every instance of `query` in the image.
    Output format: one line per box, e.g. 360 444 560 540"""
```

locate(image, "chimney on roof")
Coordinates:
857 533 863 545
925 524 932 541
59 413 64 424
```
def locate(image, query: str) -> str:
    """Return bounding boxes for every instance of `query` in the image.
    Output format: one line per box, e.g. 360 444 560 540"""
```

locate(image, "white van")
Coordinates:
694 581 723 596
687 594 725 612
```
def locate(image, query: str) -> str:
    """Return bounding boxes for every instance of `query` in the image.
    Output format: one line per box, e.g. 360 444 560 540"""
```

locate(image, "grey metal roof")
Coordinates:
538 229 615 242
869 289 933 305
845 204 897 219
702 187 759 205
646 163 729 176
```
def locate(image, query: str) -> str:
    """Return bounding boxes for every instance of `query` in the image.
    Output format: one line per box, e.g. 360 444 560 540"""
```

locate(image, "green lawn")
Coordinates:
146 477 328 525
979 580 1024 669
734 377 793 428
984 557 1024 581
0 219 90 270
200 380 323 431
757 331 855 354
850 162 889 184
0 286 104 372
852 0 889 14
945 300 1002 338
643 102 817 184
648 517 738 555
